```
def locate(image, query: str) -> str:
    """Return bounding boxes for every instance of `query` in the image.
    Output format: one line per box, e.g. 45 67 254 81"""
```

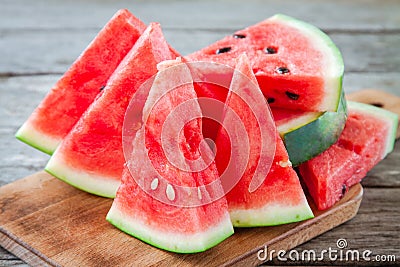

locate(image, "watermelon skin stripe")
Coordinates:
276 90 348 166
107 200 234 253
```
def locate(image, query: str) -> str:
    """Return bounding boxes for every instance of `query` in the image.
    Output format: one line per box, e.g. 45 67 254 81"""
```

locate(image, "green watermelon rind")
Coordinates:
271 14 344 112
347 101 398 156
106 203 234 253
230 197 314 227
280 90 348 166
15 121 58 155
45 153 119 198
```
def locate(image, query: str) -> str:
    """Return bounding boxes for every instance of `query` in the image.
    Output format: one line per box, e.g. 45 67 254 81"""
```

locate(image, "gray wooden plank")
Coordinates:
344 73 400 96
0 76 54 186
0 246 27 267
0 76 57 127
0 30 94 74
266 187 400 265
1 29 399 75
0 0 399 31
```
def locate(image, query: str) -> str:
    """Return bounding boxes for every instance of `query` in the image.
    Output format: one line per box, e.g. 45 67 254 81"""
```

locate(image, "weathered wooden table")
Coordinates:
1 0 399 266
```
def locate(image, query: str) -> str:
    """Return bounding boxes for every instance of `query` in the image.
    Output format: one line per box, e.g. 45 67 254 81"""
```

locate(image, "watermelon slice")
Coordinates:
45 23 175 198
107 59 234 253
186 14 343 112
299 101 398 210
272 90 347 166
214 54 313 227
15 9 146 154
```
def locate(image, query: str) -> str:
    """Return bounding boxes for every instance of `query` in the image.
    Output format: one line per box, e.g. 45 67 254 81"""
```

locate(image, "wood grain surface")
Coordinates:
0 172 362 267
1 0 399 266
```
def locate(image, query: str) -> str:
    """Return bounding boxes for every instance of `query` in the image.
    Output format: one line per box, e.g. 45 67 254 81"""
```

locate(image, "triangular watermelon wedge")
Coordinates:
16 9 147 155
107 59 234 253
215 54 314 227
45 23 175 198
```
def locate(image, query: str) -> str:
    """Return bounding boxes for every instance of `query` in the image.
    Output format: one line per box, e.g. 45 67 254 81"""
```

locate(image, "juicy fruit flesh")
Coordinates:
107 61 233 253
190 21 323 75
214 54 313 226
45 23 175 197
299 102 398 210
299 144 361 210
187 14 343 112
108 168 234 253
16 9 146 154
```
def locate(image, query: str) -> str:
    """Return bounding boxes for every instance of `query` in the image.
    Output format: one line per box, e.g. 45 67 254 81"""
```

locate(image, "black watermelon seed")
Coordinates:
285 91 300 100
216 47 232 54
341 184 347 196
267 98 275 104
233 34 246 39
100 85 106 91
265 47 277 54
371 102 383 108
276 67 290 74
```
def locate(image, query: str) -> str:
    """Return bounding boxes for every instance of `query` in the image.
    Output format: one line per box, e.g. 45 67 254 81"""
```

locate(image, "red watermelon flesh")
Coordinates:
107 59 233 253
16 9 147 155
45 23 175 198
214 54 313 226
187 62 233 141
299 101 398 210
186 14 343 112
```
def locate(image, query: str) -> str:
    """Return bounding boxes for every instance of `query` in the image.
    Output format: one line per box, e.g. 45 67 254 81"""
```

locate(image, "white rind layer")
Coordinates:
230 197 314 227
15 120 60 155
271 14 344 112
45 150 120 198
106 201 234 253
277 111 322 134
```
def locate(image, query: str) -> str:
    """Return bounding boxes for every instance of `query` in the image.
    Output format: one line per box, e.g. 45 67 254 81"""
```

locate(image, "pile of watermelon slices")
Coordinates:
16 9 398 253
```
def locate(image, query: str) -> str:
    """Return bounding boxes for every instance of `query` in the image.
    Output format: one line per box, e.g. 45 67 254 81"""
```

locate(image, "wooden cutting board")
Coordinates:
0 171 362 267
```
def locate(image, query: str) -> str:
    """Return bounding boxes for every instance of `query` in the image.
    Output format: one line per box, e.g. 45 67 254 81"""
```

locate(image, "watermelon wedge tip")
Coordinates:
45 22 175 198
16 9 146 155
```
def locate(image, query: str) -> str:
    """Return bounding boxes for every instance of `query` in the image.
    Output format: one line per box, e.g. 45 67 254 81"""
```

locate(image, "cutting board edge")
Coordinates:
0 227 59 267
0 174 363 267
224 183 363 266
